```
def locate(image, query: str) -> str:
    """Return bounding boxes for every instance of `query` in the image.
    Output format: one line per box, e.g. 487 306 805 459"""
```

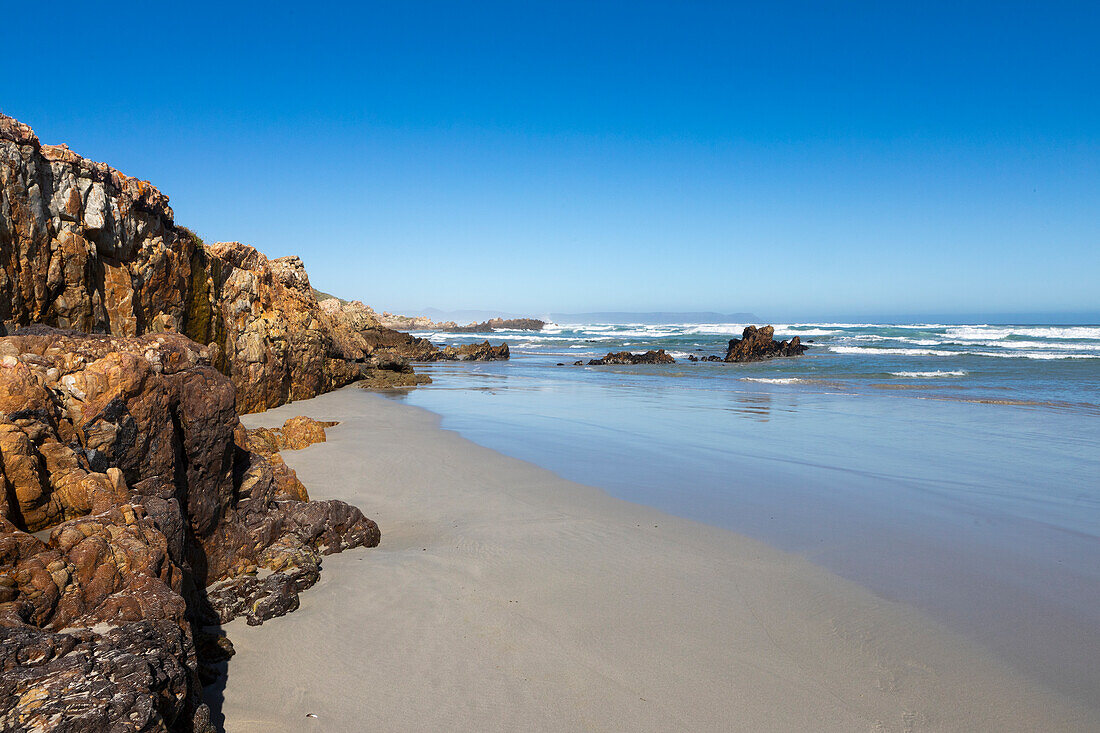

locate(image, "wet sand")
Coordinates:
217 386 1097 732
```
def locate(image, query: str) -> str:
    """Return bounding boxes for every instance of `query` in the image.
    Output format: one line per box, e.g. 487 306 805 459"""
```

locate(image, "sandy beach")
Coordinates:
215 386 1097 732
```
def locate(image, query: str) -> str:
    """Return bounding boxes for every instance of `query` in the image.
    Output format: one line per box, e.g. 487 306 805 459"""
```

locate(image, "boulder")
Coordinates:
723 326 807 362
435 340 510 361
587 350 676 365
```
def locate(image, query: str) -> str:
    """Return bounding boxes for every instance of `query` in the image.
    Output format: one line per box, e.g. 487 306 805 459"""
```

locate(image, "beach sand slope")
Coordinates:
218 387 1096 732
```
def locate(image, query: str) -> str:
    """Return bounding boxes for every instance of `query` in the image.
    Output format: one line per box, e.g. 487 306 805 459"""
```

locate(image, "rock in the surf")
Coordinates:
723 325 807 362
587 350 676 365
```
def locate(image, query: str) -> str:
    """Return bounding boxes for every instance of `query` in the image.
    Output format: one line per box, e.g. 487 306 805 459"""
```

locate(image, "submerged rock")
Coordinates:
587 350 676 365
724 326 807 362
0 328 379 730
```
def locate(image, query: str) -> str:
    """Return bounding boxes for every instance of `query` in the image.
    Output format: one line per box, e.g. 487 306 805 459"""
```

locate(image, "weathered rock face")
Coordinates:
440 317 545 333
320 299 509 365
374 313 545 333
433 340 510 362
724 325 807 362
195 242 384 413
0 116 188 338
587 349 676 365
0 114 415 413
242 416 341 502
375 311 441 331
246 415 337 454
358 324 442 362
0 328 379 731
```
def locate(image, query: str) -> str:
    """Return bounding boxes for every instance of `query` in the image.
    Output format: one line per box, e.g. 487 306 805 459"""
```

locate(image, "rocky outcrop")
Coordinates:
319 299 509 364
724 326 807 362
242 417 339 502
319 299 441 366
376 311 443 331
246 416 337 453
441 317 545 333
0 114 417 413
0 328 379 731
431 340 510 361
375 312 545 333
587 349 676 365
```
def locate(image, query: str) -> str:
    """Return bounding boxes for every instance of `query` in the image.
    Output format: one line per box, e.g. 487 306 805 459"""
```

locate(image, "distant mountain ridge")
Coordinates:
548 311 761 325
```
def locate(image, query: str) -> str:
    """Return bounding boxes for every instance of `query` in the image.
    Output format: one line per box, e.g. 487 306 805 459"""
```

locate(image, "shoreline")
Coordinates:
218 386 1097 732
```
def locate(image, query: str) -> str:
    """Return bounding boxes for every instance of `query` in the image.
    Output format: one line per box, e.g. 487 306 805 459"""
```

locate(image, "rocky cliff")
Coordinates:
0 114 414 413
0 328 378 731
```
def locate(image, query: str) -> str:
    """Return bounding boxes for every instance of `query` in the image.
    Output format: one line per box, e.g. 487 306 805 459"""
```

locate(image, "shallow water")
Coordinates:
385 322 1100 709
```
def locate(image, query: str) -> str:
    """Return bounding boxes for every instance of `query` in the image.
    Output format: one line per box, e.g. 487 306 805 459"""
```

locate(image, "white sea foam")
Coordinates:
740 377 806 384
829 346 958 356
830 345 1100 360
773 323 949 330
945 326 1100 341
844 335 943 345
891 371 968 378
958 340 1100 352
972 351 1100 360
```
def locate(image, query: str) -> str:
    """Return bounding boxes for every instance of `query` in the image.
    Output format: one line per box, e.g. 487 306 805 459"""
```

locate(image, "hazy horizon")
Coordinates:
371 304 1100 326
5 2 1097 317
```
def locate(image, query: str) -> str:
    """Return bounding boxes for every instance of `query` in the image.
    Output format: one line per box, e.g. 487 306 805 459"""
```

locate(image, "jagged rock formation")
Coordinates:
587 350 676 365
440 317 545 333
430 340 510 361
376 311 442 331
241 417 339 502
375 312 545 333
0 328 379 731
246 415 337 453
318 299 509 364
724 325 807 362
0 114 417 413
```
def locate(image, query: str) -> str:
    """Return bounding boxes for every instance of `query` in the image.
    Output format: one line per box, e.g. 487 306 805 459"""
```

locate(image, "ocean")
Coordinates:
384 322 1100 709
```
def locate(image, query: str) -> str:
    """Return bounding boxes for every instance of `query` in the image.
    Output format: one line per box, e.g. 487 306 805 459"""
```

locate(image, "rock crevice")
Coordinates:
0 329 379 732
0 114 417 414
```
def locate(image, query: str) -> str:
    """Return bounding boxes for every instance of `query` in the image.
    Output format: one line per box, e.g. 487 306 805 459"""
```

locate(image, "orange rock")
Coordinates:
1 113 423 414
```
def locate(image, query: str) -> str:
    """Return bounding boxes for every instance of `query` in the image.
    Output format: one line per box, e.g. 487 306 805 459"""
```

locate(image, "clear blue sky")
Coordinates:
3 1 1098 320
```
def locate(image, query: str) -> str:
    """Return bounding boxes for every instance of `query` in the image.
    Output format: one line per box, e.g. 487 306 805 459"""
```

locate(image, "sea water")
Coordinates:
383 322 1100 708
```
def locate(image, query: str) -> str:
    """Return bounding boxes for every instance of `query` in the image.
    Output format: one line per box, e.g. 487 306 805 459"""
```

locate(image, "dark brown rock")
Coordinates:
0 328 380 731
0 620 214 733
440 317 545 333
355 369 433 389
724 325 807 362
587 350 676 365
435 340 509 362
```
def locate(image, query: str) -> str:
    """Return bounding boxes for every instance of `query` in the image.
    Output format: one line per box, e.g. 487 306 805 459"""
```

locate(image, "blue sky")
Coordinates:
3 1 1098 320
